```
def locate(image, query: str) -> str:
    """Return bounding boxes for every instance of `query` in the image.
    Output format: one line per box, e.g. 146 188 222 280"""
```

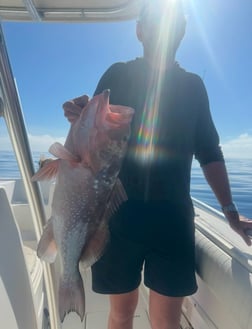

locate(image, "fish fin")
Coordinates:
106 179 128 217
58 274 85 323
79 180 127 268
31 159 61 181
49 142 79 162
37 218 58 263
97 179 127 223
79 223 110 268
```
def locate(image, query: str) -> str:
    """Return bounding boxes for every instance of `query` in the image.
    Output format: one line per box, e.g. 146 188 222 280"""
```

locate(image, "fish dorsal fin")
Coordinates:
31 159 61 181
49 142 79 162
105 179 128 219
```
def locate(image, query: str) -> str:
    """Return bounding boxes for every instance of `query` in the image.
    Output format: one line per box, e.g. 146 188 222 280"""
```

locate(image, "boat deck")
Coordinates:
62 268 151 329
62 267 191 329
0 179 193 329
1 180 252 329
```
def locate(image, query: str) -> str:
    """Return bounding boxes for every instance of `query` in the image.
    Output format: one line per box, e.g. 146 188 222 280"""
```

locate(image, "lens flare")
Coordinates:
134 0 184 164
134 70 163 163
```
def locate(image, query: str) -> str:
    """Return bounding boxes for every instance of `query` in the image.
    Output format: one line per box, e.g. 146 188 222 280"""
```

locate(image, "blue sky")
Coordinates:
0 0 252 158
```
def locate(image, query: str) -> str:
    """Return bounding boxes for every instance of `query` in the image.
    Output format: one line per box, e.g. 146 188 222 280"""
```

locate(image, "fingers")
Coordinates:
235 221 252 247
229 224 251 246
240 230 252 246
239 216 252 245
244 228 252 239
72 95 89 108
62 95 89 123
242 224 252 246
226 213 252 246
63 101 82 123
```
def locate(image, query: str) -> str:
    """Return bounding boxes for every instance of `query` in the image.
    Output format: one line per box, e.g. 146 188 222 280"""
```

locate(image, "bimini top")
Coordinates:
0 0 142 22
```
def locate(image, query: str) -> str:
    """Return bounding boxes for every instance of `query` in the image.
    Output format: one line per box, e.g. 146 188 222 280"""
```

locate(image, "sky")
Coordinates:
0 0 252 158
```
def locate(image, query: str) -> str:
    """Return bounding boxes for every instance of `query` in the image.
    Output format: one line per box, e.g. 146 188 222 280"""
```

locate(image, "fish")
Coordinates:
32 90 134 322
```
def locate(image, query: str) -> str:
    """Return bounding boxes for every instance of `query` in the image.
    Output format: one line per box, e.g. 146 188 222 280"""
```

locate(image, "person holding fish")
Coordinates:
62 0 252 328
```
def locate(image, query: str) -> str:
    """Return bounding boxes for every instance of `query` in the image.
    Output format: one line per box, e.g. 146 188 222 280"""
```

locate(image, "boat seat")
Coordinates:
0 179 15 202
0 187 44 329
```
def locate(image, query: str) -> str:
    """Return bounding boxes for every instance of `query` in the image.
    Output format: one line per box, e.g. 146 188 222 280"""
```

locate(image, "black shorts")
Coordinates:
91 201 197 297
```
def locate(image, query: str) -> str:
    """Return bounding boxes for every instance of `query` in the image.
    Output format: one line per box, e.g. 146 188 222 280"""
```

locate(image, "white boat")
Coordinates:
0 1 252 328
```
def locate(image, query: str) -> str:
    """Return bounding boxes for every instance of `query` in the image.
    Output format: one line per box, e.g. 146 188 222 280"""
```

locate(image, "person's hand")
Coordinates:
62 94 89 123
224 211 252 246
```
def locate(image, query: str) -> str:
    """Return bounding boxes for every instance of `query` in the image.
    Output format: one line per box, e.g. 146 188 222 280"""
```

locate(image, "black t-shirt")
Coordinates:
94 58 224 205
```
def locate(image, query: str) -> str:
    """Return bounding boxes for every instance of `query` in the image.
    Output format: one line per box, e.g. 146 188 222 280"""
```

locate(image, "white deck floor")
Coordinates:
62 268 192 329
62 268 152 329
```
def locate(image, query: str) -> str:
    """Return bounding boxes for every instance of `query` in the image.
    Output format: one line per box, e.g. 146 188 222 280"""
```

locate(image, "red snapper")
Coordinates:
32 90 134 322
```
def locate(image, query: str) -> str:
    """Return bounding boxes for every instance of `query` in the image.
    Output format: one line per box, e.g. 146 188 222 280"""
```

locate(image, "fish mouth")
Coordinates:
106 105 134 127
95 89 134 129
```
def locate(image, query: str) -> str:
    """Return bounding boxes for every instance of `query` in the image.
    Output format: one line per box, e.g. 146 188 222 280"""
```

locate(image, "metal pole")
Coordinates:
22 0 41 21
0 25 59 329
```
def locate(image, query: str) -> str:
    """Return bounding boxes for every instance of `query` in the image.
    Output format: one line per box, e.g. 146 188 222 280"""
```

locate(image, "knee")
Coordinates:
110 298 137 322
109 290 139 326
109 303 137 328
149 291 183 329
110 309 134 325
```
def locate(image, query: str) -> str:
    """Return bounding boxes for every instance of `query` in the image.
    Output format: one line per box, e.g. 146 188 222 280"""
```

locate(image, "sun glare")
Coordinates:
135 74 161 163
133 0 183 164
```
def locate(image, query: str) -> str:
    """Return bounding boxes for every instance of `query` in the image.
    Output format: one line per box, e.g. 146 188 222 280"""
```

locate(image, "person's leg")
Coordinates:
149 290 183 329
91 224 146 329
108 289 139 329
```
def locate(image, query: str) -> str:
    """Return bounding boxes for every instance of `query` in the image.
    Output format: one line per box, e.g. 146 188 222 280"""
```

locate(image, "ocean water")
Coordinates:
0 150 251 218
191 158 252 218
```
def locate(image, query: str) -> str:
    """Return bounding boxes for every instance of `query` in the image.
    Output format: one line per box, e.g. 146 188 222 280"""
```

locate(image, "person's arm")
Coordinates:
202 161 252 246
192 75 252 246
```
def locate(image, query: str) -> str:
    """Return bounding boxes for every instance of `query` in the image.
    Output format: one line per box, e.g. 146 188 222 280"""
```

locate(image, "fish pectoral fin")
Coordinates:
49 142 80 162
37 218 58 263
31 159 61 181
106 178 128 217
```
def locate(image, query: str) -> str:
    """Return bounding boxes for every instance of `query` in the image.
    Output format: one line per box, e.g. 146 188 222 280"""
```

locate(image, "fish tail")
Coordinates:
58 274 85 323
